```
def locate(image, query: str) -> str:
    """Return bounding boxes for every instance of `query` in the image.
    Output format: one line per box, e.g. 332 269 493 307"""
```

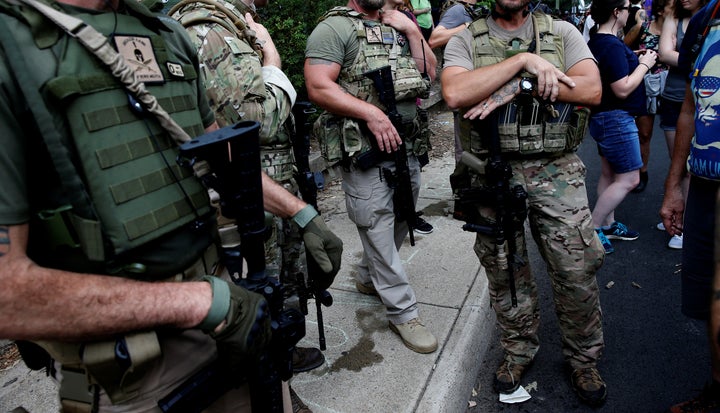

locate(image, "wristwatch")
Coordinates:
519 76 536 95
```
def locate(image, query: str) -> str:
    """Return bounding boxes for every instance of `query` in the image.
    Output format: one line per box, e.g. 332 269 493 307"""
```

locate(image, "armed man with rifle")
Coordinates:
0 0 342 410
442 0 607 405
305 0 439 354
170 0 343 410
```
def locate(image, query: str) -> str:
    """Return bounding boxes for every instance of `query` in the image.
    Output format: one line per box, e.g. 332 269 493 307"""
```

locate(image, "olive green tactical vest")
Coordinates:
313 7 430 161
323 7 430 105
459 12 587 157
2 2 213 275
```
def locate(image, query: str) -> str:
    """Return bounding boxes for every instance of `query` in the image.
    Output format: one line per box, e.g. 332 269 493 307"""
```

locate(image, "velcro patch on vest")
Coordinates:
166 62 185 78
365 25 383 43
114 35 165 83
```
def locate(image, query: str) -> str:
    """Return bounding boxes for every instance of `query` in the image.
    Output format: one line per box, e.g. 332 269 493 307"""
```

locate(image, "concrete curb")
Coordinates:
417 267 495 412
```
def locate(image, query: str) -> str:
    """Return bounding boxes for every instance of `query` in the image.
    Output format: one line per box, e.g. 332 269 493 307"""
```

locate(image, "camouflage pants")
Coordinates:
264 179 307 308
471 152 605 369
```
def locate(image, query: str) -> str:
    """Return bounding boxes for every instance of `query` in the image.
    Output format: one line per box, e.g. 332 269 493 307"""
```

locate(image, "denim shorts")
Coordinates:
589 110 642 174
659 97 682 131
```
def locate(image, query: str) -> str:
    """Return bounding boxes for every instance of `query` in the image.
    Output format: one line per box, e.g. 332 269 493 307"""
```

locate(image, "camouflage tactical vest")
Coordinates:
313 7 431 165
459 12 589 157
1 0 214 277
438 0 485 23
171 0 295 181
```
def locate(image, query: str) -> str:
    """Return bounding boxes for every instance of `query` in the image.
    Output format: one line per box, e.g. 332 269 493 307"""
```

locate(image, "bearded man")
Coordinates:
304 0 439 354
441 0 607 405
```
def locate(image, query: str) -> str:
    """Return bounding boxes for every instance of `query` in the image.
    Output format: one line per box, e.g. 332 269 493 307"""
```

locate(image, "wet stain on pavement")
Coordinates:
420 200 450 217
329 307 385 372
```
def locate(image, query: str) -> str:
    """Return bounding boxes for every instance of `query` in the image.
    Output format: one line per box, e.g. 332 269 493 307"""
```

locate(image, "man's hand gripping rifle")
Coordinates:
451 113 528 307
364 65 418 246
159 121 304 413
292 101 333 350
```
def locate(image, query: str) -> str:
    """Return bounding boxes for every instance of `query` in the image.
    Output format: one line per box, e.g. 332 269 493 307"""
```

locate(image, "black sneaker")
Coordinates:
292 346 325 373
414 214 433 234
570 367 607 406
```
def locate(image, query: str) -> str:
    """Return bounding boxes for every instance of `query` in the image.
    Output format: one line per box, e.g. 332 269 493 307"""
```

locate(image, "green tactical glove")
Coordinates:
293 205 344 289
198 276 271 366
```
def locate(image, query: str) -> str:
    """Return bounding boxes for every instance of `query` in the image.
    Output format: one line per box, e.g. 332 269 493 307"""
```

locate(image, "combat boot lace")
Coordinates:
570 367 607 406
494 359 530 394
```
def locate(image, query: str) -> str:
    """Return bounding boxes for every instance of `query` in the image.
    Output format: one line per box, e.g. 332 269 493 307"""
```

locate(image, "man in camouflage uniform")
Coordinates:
169 0 327 411
441 0 607 405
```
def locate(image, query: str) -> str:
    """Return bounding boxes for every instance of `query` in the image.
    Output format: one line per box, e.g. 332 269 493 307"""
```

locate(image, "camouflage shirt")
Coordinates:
171 0 295 148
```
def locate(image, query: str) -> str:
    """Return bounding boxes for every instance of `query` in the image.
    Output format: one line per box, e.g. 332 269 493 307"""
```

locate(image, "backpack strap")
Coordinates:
690 0 720 64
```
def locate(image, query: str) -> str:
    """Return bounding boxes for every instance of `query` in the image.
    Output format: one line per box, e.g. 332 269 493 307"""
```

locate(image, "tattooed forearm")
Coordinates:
714 289 720 301
0 226 8 256
491 79 520 105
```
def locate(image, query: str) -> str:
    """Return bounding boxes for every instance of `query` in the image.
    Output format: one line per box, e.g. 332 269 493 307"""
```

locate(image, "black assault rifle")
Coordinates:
291 101 333 350
363 66 418 246
158 121 305 413
451 113 528 307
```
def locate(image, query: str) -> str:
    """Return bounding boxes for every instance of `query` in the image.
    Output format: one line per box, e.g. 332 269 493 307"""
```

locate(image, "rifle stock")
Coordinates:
363 65 418 246
161 121 304 412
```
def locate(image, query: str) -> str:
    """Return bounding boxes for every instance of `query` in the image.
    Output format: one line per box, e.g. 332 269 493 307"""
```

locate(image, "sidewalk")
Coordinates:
0 151 497 413
293 152 496 413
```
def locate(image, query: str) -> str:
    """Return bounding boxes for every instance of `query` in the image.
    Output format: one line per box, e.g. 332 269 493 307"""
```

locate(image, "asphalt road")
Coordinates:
466 119 712 413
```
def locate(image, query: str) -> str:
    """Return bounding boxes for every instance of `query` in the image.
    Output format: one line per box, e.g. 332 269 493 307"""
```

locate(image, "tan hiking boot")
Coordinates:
355 281 379 297
494 359 531 394
389 318 438 354
570 367 607 406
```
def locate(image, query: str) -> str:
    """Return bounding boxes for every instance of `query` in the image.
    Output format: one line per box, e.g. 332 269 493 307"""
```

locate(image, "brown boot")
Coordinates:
570 367 607 406
493 359 531 394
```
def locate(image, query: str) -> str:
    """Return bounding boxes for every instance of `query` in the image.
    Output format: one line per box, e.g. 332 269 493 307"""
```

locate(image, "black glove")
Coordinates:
199 276 271 367
293 205 344 290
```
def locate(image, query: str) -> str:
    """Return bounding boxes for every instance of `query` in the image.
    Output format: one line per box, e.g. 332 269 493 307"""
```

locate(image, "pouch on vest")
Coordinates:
566 106 591 151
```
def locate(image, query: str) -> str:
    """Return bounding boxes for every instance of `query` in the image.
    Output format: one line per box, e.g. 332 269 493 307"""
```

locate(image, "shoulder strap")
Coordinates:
17 0 192 145
690 0 720 63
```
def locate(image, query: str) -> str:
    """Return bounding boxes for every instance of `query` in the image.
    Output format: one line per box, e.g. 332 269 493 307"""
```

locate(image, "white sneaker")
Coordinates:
668 234 683 250
656 222 666 231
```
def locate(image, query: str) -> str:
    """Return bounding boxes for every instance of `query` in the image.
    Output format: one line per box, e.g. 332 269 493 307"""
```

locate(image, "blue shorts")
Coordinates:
589 110 642 174
659 97 682 131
